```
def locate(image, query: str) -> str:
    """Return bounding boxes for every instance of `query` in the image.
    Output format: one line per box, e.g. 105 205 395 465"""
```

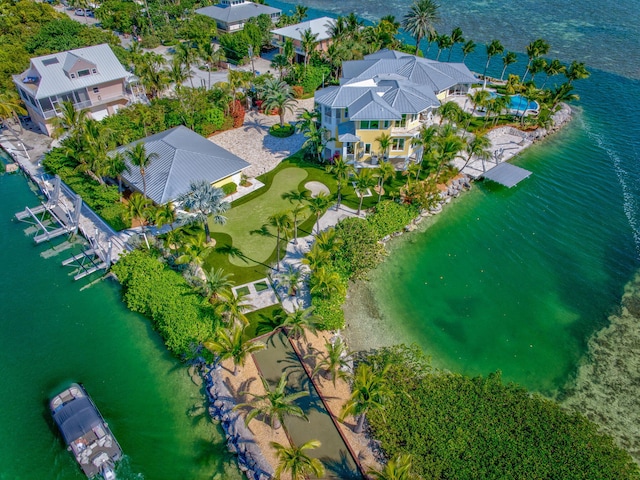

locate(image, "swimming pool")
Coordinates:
490 93 539 114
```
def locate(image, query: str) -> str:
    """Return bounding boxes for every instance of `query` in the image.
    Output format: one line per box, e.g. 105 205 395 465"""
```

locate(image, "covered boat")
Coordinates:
50 383 122 479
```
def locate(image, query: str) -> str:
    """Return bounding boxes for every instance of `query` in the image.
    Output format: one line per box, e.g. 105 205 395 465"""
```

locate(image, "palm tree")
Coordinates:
376 160 396 203
547 83 579 109
306 192 331 234
216 289 254 326
169 56 192 90
126 192 152 227
462 133 492 171
204 325 264 375
541 59 566 88
282 189 309 244
367 454 418 480
202 267 235 303
105 152 130 200
278 265 303 297
268 211 292 271
435 33 452 61
300 28 318 67
260 78 297 127
340 363 392 434
175 230 213 269
326 156 354 209
467 89 491 120
198 41 224 89
51 100 87 140
375 132 392 162
529 57 547 83
281 305 319 346
402 0 440 55
177 180 230 244
500 51 518 81
154 201 176 231
270 53 289 80
448 27 464 62
302 244 331 271
437 101 460 126
522 38 550 82
125 143 158 200
482 39 504 88
314 228 343 255
354 168 376 215
411 124 438 179
461 39 476 63
175 41 198 88
0 92 27 130
237 372 309 429
313 337 352 387
565 61 590 85
270 440 325 480
310 266 345 299
292 4 308 23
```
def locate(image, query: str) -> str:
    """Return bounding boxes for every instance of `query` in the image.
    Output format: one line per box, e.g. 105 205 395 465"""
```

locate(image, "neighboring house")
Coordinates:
115 126 250 205
270 16 335 64
196 0 281 33
12 44 132 136
314 49 477 166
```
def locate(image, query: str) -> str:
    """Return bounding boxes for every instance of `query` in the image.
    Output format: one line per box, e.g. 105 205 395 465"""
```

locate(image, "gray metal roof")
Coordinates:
271 16 335 42
15 44 130 99
337 122 360 142
116 126 250 204
482 162 532 188
196 1 280 24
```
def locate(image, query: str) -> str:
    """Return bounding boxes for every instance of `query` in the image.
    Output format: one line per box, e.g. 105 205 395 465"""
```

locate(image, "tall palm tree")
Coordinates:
462 133 492 172
402 0 440 55
51 100 88 140
448 26 464 62
270 440 325 480
270 53 289 80
268 211 292 271
198 41 224 89
125 143 158 200
367 454 418 480
433 134 465 179
461 39 476 63
309 266 345 299
500 51 518 81
282 189 309 244
281 305 319 348
522 38 550 82
435 33 452 61
340 363 392 434
306 192 331 234
354 168 376 215
467 89 491 121
292 4 308 23
376 160 396 203
216 289 254 326
105 152 130 200
541 59 566 88
565 61 590 85
375 132 392 162
169 56 192 90
177 180 230 244
547 83 579 109
529 57 547 83
326 156 354 209
482 39 504 88
278 265 303 297
313 338 352 387
0 92 27 130
314 228 342 255
175 41 198 88
204 325 264 375
260 78 297 127
411 124 438 179
237 372 309 429
300 28 318 67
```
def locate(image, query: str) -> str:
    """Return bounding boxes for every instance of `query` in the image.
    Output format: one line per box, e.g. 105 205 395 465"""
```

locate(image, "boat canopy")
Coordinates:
52 397 102 445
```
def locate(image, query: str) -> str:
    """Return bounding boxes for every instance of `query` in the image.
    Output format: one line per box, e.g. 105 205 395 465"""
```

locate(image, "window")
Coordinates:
397 114 407 128
91 68 97 74
360 120 380 129
324 105 332 118
77 69 90 77
392 138 405 151
364 143 372 154
382 120 390 128
93 87 100 94
343 107 349 119
70 73 76 78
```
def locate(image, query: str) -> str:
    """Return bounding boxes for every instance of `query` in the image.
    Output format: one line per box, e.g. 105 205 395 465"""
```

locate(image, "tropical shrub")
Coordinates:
111 249 218 358
367 200 419 238
364 345 640 480
292 85 304 99
269 123 295 138
221 182 237 196
312 294 346 331
332 217 386 279
229 100 245 128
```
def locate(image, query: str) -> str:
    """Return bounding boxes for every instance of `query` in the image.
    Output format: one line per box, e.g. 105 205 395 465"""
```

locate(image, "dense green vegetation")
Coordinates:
363 345 640 479
111 249 219 358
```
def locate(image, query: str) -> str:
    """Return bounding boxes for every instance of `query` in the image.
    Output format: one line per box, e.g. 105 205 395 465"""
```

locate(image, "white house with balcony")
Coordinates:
196 0 281 33
12 44 133 136
270 16 335 64
314 49 477 167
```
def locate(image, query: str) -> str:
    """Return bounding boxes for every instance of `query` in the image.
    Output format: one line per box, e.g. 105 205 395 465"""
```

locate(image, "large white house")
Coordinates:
196 0 281 33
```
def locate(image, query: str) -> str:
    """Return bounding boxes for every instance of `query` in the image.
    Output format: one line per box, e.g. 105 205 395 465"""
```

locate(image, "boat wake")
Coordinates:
581 115 640 258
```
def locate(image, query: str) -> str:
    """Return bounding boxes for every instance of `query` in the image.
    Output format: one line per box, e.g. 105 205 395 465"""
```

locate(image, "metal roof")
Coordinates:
271 16 335 42
116 126 250 204
337 122 360 142
15 44 130 99
196 1 280 24
482 162 532 188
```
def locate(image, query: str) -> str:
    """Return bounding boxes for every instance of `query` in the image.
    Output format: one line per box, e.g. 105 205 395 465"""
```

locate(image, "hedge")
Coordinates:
269 123 295 138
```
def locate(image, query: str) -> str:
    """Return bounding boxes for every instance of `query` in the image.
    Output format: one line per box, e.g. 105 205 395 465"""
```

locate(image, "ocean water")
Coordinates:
0 172 241 479
269 0 640 394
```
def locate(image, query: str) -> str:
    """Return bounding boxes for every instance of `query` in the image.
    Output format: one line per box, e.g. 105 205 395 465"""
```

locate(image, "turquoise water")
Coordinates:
270 0 640 394
0 173 241 479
